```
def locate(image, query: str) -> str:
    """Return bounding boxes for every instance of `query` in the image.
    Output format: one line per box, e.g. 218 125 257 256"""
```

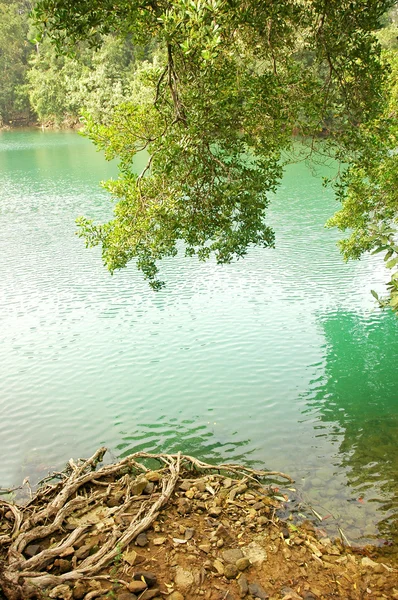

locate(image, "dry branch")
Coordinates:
0 448 293 600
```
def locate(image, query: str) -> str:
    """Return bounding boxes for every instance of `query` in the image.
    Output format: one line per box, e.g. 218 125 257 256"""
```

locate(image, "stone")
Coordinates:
224 564 238 579
217 539 224 548
213 559 225 575
179 480 193 491
131 476 149 496
237 574 249 598
199 543 211 553
248 582 269 599
132 571 157 587
117 593 138 600
252 502 264 510
128 581 148 593
25 543 42 558
281 587 302 600
236 557 251 571
240 542 267 566
208 506 223 518
361 557 378 569
48 585 73 599
177 498 192 515
139 590 160 600
221 548 244 564
175 567 194 591
185 527 195 540
144 482 155 495
153 537 166 545
146 471 162 482
135 533 149 547
169 593 185 600
54 559 72 574
72 581 88 600
185 489 195 499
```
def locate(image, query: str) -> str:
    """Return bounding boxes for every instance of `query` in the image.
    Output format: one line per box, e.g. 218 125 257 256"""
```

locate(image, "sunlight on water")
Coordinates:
0 129 397 544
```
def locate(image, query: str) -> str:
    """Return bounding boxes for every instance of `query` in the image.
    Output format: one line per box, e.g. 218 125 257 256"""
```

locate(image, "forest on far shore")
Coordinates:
1 1 397 129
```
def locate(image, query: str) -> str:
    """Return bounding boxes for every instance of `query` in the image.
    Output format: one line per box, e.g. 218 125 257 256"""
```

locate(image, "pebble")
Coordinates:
224 564 238 579
168 593 185 600
248 582 269 599
237 574 249 598
177 498 192 515
174 567 194 591
236 557 251 571
153 537 166 546
208 506 223 518
199 543 211 553
135 533 149 547
184 527 195 540
132 571 157 587
213 559 225 575
128 581 147 593
222 548 244 563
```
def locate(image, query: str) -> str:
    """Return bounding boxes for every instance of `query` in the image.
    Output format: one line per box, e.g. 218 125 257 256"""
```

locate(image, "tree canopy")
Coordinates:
32 0 398 305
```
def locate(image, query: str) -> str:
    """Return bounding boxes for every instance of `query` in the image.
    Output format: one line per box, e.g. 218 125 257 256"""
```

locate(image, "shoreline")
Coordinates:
1 449 397 600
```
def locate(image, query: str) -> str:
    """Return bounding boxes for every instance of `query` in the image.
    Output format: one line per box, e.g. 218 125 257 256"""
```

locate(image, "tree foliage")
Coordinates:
0 0 32 124
28 0 398 304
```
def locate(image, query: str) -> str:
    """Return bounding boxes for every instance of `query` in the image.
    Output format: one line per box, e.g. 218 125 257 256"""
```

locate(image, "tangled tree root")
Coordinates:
0 448 293 600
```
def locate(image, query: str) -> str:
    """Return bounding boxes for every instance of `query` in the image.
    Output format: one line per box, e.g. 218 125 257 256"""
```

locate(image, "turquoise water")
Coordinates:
0 129 397 544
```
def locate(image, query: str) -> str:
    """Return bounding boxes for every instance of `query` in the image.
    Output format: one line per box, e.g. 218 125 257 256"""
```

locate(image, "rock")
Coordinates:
139 590 160 600
72 581 88 600
146 471 162 482
75 545 91 560
128 580 148 593
169 593 185 600
54 558 71 574
236 557 251 571
252 502 264 510
175 567 194 591
117 593 138 600
248 582 269 599
184 527 195 540
123 549 145 566
361 557 378 569
177 498 192 515
224 564 238 579
221 548 244 564
48 585 73 599
135 533 149 547
240 542 267 566
131 476 149 496
25 543 42 558
153 537 166 545
237 574 249 598
208 506 223 518
281 587 302 600
132 571 157 587
179 480 193 491
213 559 225 575
199 543 211 553
144 482 155 495
185 489 195 499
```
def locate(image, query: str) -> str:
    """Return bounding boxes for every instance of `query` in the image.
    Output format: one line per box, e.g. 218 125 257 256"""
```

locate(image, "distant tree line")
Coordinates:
0 0 158 127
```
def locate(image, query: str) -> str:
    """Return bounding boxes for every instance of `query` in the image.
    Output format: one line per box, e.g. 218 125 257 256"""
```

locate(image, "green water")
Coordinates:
0 129 397 544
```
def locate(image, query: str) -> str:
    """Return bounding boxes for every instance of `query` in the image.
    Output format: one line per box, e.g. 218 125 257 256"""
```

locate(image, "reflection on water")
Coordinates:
302 311 398 542
0 129 397 544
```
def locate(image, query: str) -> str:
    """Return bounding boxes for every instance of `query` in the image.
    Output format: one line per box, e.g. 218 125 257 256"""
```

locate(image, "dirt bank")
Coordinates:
0 449 397 600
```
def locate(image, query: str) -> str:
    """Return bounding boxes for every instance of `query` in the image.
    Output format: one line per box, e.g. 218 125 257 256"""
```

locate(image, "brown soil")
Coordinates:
0 449 397 600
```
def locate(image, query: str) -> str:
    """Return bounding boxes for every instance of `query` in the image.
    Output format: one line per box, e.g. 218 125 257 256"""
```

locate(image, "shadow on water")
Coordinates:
302 310 398 543
114 417 257 467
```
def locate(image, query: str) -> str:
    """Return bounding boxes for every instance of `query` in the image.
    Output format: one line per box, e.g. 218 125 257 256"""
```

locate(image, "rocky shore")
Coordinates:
0 449 397 600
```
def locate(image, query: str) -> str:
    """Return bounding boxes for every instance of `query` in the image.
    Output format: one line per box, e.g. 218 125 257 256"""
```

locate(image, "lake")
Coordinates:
0 129 397 545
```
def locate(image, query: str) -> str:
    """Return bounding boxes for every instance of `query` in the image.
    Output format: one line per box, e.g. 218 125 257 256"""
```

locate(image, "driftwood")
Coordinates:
0 448 293 600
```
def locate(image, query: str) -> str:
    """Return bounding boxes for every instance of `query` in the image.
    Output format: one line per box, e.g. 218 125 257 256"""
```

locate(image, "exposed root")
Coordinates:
0 448 292 600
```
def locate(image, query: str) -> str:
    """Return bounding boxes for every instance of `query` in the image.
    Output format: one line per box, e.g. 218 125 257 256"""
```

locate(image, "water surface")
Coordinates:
0 129 397 544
